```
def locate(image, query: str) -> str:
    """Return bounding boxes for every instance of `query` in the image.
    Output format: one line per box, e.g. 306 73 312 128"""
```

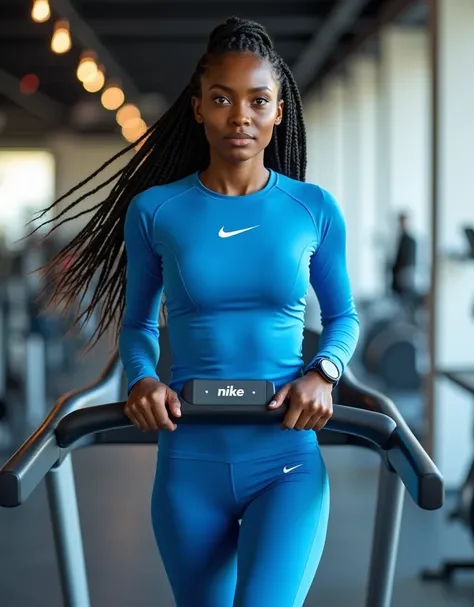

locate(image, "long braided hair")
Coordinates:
34 16 307 350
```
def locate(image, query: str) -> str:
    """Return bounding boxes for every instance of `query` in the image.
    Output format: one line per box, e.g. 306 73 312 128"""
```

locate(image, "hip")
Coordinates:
157 423 319 464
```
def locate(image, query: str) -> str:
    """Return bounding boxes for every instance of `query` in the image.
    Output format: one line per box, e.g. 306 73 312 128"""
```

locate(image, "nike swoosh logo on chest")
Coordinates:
218 225 259 238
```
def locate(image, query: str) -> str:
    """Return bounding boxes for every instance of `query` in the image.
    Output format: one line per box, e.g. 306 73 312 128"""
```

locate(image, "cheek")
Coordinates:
201 108 225 134
201 116 222 142
255 109 278 138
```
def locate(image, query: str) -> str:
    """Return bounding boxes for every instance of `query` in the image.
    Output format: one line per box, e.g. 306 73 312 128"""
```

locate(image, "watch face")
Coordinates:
321 359 339 380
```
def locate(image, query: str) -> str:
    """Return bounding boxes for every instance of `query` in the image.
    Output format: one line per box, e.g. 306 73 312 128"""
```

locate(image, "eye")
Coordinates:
253 97 269 106
213 96 230 105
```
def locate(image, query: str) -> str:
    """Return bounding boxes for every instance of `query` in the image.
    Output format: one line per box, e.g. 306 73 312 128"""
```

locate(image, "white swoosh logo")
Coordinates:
218 225 259 238
283 464 302 474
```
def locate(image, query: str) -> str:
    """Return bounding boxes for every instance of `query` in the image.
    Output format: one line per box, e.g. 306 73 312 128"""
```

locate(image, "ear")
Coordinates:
192 96 204 124
274 99 284 126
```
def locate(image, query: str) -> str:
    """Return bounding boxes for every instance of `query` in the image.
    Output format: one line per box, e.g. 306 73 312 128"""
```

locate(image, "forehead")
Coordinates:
201 52 277 90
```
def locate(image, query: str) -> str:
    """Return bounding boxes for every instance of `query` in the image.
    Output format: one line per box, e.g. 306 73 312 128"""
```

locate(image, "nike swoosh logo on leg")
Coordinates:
218 225 259 238
283 464 303 474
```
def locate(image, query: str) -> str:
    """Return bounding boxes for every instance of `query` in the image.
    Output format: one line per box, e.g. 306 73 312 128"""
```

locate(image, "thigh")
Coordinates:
151 454 240 607
235 449 330 607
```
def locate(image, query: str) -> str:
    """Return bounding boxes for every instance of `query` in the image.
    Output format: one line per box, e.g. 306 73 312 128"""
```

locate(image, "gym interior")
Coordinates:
0 0 473 605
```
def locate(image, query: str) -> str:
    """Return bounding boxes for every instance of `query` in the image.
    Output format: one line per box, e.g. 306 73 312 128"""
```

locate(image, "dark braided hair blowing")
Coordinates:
34 16 307 350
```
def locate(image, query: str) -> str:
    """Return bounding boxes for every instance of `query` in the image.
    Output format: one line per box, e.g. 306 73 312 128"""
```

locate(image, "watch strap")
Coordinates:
304 358 340 385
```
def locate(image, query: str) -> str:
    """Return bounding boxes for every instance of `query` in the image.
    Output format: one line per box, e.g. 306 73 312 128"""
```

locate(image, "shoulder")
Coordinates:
275 173 344 225
129 175 194 220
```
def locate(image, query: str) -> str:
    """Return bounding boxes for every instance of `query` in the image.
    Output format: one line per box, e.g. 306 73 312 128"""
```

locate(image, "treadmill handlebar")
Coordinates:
55 401 396 450
0 387 444 510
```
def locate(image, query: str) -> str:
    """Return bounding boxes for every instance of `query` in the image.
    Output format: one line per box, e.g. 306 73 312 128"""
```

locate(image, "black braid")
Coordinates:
33 16 307 351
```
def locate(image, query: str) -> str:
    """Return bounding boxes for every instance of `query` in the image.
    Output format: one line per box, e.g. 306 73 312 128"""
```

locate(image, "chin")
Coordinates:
221 148 263 164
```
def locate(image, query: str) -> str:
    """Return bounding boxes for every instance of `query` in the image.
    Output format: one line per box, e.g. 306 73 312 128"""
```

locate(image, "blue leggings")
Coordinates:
151 447 330 607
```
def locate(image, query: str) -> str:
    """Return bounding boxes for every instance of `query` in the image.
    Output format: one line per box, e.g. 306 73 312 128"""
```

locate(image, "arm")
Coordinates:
305 189 360 377
118 193 164 393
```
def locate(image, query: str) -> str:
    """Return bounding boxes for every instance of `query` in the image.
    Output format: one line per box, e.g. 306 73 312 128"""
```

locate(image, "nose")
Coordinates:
230 102 251 127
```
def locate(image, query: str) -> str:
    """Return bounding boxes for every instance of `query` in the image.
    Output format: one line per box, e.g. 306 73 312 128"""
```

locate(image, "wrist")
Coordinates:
129 375 161 394
304 357 341 386
304 370 334 389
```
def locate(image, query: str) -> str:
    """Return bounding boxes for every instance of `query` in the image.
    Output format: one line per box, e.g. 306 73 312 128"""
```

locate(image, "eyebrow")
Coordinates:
208 84 273 94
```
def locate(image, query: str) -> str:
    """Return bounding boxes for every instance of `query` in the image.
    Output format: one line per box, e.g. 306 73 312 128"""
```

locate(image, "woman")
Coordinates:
37 16 359 607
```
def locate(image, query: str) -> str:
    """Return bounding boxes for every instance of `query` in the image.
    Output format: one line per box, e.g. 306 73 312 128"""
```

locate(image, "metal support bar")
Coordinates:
0 302 5 396
0 17 320 39
25 334 47 428
366 461 405 607
317 0 417 86
45 455 90 607
292 0 370 90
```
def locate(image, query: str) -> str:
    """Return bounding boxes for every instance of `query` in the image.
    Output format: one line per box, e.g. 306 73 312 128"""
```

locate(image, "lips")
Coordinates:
225 133 255 140
224 133 256 147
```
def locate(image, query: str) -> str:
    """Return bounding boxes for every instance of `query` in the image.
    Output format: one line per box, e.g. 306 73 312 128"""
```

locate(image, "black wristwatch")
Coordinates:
304 358 341 385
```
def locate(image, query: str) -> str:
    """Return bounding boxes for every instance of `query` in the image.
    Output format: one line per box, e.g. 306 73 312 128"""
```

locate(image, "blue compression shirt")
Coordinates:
118 169 359 462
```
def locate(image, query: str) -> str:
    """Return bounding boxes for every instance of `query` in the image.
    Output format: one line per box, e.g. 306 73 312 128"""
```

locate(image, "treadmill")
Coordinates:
0 329 444 607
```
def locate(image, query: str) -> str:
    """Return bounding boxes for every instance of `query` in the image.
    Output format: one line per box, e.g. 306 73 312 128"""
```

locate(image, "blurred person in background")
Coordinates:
391 212 417 312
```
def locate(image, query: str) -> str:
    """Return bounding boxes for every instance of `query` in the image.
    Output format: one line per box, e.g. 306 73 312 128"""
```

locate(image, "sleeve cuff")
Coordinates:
127 372 160 395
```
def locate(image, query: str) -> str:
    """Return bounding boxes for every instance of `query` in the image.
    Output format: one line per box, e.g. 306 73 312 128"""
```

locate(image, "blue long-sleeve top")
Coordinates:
118 169 359 462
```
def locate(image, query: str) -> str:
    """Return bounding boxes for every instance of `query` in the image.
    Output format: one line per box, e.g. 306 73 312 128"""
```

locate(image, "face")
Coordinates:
192 52 284 164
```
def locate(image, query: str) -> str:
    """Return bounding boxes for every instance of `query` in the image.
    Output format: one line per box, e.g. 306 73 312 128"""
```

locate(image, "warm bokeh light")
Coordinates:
31 0 50 23
116 103 141 127
83 67 105 93
77 52 98 83
19 74 40 95
101 85 125 110
51 20 71 54
122 118 147 142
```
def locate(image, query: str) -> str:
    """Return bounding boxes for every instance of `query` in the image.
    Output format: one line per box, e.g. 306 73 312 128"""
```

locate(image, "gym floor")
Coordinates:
0 340 473 606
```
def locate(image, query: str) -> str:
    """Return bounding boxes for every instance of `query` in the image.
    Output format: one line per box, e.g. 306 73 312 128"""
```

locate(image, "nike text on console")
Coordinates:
217 385 245 397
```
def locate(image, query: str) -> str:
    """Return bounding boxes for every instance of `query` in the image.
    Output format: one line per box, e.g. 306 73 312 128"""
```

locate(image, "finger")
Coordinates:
152 402 175 432
146 389 170 430
138 399 161 431
151 395 176 432
294 409 314 431
124 405 140 429
130 404 149 431
314 410 333 431
300 403 323 430
304 412 323 430
282 398 304 429
167 390 182 418
159 412 177 432
269 383 292 408
146 394 164 430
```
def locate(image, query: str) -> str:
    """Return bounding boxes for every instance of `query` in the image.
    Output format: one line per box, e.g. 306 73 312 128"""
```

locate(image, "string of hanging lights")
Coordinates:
30 0 148 144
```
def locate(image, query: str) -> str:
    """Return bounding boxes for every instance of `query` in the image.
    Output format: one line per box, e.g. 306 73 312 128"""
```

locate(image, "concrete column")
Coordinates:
343 56 381 300
377 26 431 291
341 72 361 297
317 75 345 206
303 77 346 330
305 89 324 186
433 0 474 487
304 92 323 330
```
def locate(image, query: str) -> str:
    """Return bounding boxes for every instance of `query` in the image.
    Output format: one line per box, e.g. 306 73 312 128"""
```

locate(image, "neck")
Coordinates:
199 153 270 196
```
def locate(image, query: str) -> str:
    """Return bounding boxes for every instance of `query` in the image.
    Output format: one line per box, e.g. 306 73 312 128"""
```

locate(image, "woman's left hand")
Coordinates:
268 372 334 431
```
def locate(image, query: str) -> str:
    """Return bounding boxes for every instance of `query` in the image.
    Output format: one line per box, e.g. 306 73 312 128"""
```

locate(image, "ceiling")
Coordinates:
0 0 425 138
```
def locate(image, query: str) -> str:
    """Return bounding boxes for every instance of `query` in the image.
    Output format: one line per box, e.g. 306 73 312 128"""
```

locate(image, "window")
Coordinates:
0 150 55 249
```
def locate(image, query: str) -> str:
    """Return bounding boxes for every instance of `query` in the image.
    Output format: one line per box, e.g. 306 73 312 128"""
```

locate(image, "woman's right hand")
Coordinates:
124 377 182 432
